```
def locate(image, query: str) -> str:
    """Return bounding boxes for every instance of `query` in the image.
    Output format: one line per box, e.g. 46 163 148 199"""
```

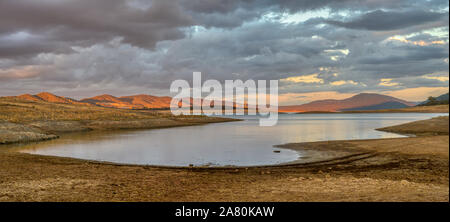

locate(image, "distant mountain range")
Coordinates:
418 93 449 106
9 92 172 109
7 92 250 110
16 92 87 105
6 92 421 112
340 101 410 111
80 94 173 109
278 93 416 112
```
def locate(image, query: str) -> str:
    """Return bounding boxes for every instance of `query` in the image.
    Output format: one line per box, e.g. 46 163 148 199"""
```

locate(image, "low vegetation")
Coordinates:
340 104 449 113
419 96 449 106
377 116 449 136
0 97 174 123
0 115 448 201
289 104 449 114
0 97 236 144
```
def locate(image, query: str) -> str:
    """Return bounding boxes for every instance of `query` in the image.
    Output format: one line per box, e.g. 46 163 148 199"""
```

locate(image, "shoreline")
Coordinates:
8 113 443 169
278 104 449 114
0 117 239 145
0 97 239 145
0 107 448 201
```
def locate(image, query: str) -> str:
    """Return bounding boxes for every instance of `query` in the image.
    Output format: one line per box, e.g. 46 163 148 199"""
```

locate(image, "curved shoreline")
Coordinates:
0 117 240 145
0 115 448 201
9 148 374 170
5 115 447 169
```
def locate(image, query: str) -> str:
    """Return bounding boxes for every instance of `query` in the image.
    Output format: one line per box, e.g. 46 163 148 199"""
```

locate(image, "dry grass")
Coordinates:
0 97 237 144
288 105 449 114
342 104 449 113
0 98 447 201
0 97 156 123
0 97 211 123
377 116 449 135
0 134 448 201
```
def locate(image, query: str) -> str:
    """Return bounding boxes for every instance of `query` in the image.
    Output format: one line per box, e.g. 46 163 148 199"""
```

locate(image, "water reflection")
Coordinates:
15 113 447 166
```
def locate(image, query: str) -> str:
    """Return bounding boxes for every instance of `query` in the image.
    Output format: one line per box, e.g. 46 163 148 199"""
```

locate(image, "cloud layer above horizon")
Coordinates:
0 0 448 103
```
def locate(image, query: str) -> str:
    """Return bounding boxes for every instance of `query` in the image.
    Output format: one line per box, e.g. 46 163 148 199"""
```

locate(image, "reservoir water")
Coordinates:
16 113 447 167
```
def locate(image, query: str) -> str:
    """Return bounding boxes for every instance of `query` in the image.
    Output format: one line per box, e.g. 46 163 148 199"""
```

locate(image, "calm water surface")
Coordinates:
16 113 447 166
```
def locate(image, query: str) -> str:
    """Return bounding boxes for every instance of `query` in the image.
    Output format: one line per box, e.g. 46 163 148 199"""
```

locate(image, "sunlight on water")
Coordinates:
16 113 447 167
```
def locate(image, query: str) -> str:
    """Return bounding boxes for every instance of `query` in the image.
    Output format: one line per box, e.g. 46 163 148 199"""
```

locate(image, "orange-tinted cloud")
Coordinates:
387 36 446 46
0 66 43 80
280 74 324 84
382 87 449 101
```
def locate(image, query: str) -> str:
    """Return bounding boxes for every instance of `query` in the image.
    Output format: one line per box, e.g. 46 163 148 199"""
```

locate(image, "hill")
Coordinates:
419 93 449 106
0 96 236 144
13 92 84 105
341 101 410 111
80 94 172 109
279 93 415 112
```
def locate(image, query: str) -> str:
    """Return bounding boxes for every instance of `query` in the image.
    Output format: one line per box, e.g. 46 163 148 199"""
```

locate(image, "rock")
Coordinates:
0 121 58 144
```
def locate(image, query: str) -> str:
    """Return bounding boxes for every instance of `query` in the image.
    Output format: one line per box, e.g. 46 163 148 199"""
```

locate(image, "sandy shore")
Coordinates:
0 114 448 201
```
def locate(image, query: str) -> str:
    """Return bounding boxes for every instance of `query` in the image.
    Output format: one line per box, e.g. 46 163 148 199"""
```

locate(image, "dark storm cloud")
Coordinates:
0 0 447 59
0 0 448 98
180 0 448 14
395 76 449 88
0 0 194 57
0 32 75 58
326 10 447 31
358 45 448 64
276 0 449 12
189 8 262 28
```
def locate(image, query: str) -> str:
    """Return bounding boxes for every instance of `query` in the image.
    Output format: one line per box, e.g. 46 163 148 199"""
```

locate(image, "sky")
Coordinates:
0 0 448 105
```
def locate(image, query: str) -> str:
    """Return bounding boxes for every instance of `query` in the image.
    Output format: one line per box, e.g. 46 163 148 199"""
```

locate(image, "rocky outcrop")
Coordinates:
0 121 58 144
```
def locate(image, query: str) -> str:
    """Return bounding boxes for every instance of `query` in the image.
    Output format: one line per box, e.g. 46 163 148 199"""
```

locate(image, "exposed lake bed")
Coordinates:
11 113 448 167
0 114 448 201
